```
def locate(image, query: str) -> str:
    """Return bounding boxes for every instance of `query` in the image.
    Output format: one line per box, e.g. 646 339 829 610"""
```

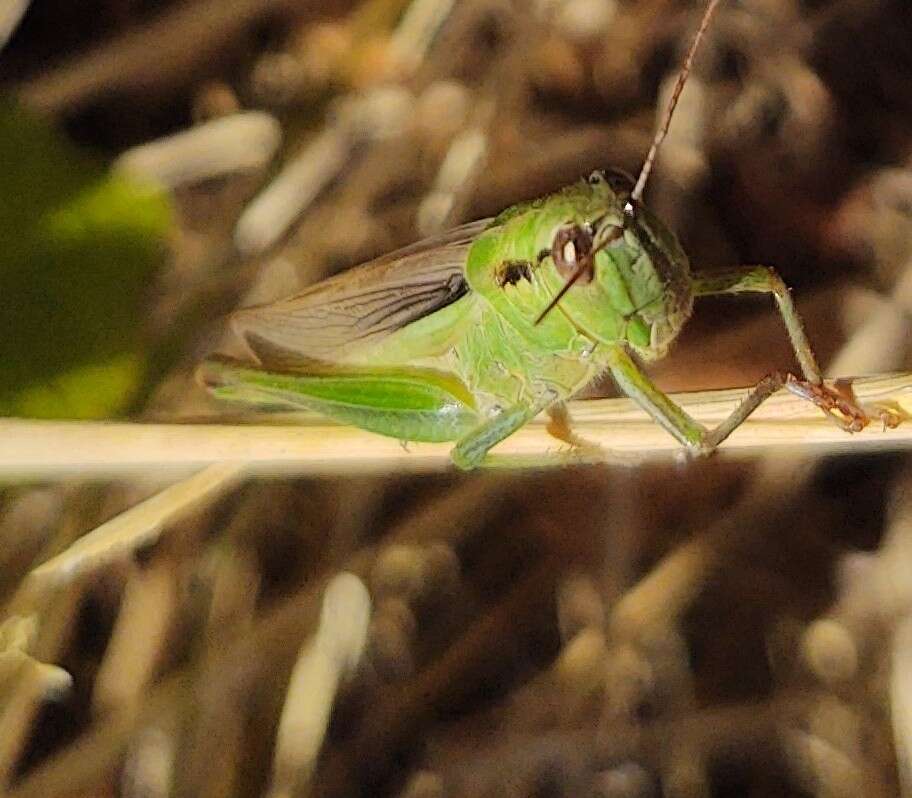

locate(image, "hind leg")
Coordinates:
199 358 480 444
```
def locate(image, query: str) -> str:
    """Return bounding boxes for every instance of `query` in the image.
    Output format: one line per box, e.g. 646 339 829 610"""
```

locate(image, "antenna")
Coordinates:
628 0 724 207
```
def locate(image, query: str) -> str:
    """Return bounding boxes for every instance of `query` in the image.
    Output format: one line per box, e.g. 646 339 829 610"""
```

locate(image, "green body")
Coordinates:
203 172 856 468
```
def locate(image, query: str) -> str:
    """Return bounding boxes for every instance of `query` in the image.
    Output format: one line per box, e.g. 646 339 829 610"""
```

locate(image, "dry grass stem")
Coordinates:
24 463 243 593
268 573 371 798
5 484 485 797
114 111 283 189
2 373 911 479
14 0 338 114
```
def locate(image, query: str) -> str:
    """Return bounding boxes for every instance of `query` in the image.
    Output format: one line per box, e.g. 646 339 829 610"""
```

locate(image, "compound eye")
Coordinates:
603 167 635 194
551 224 594 283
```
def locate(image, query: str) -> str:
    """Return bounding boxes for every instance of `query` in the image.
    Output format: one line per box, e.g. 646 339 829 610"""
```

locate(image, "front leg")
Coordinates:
690 266 868 432
690 266 822 382
605 346 706 452
604 345 861 457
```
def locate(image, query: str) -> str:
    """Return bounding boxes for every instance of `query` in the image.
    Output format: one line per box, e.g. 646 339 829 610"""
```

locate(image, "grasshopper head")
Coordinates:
536 0 722 359
540 171 694 360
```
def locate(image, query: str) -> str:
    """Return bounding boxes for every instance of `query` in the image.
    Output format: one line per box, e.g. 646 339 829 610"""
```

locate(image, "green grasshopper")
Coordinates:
201 0 868 469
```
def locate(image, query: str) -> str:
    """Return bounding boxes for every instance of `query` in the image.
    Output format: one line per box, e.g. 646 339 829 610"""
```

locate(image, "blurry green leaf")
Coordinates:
0 101 173 418
15 353 144 419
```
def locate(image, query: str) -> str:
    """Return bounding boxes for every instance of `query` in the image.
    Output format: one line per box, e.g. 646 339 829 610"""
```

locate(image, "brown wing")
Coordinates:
231 219 492 367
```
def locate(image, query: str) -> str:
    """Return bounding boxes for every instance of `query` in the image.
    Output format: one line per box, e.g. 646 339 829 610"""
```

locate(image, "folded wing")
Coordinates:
232 219 492 367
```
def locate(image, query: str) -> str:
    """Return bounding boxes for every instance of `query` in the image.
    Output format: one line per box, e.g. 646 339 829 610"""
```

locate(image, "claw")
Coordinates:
872 402 905 431
784 375 869 433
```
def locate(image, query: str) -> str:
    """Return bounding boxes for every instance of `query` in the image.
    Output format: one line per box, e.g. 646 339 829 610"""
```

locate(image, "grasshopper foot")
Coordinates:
784 376 869 433
831 379 906 430
546 403 604 458
874 403 905 430
850 399 905 431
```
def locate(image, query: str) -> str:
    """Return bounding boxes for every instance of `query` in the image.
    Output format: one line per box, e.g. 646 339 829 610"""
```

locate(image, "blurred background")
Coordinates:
1 0 912 795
